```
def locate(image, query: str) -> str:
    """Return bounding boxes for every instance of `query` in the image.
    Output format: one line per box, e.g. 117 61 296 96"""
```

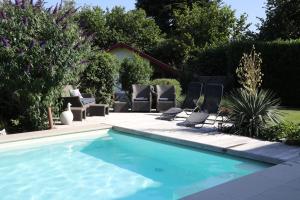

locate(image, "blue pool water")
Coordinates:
0 130 271 200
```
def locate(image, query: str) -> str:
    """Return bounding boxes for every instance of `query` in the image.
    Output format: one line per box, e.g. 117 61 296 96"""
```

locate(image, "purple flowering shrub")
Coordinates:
0 0 92 132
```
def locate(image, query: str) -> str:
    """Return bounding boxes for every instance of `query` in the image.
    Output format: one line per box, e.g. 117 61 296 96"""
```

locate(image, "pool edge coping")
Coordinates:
112 126 286 164
0 124 112 145
1 124 297 164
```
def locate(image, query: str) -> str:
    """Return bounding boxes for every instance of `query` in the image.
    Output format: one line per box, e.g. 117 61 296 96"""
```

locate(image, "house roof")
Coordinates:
107 43 179 76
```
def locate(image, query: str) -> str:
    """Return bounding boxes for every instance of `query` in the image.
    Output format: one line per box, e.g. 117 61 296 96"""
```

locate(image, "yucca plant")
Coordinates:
228 89 281 138
228 46 282 138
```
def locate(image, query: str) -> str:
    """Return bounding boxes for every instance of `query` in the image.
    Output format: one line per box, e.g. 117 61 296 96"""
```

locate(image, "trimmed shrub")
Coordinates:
119 55 153 92
150 78 182 99
185 40 300 107
0 1 91 133
261 122 300 145
80 52 120 104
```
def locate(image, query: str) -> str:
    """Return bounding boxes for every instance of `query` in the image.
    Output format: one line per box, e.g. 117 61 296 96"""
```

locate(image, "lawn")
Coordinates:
280 109 300 124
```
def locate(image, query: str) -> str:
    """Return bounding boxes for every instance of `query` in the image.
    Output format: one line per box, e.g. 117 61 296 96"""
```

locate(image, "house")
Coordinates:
107 43 179 78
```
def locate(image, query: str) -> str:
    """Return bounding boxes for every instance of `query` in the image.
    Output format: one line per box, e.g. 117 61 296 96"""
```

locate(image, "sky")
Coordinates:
46 0 267 32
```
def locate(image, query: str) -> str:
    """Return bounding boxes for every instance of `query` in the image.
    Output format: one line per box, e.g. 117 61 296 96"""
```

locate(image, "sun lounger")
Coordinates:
177 84 224 127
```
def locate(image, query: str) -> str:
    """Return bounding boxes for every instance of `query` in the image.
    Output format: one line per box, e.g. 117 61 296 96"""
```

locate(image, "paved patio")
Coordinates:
1 112 300 200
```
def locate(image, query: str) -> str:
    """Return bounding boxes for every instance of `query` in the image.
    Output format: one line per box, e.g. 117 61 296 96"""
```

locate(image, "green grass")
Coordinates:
279 109 300 124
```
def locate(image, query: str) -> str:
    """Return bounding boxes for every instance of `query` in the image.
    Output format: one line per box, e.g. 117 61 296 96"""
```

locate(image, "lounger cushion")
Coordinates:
163 107 183 114
186 112 209 123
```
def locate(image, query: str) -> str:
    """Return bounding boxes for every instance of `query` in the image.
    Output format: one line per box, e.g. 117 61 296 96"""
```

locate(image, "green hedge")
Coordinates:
185 40 300 107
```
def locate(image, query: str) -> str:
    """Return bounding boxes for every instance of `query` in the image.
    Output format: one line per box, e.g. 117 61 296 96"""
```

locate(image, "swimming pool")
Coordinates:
0 129 271 200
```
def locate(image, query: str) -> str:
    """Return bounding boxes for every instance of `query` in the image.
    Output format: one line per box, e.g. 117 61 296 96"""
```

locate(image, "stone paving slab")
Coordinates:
182 157 300 200
0 123 111 144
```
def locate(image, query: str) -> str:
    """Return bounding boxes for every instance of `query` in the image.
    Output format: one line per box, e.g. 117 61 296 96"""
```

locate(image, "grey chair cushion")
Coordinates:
134 97 149 101
80 98 95 105
159 98 169 101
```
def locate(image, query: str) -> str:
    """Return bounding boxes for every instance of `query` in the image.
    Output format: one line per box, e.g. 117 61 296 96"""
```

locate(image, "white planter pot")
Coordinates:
60 111 73 125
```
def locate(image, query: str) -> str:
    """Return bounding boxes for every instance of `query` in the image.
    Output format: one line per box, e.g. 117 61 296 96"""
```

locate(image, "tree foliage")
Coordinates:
78 6 163 51
136 0 219 33
119 55 153 92
77 7 109 48
173 2 235 61
80 52 120 104
0 0 91 133
259 0 300 40
151 2 250 69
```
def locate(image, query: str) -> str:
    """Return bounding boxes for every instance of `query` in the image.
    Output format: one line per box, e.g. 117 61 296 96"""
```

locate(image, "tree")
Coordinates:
78 6 163 51
80 52 120 104
163 2 248 69
77 7 109 48
259 0 300 40
0 0 91 132
106 7 163 51
136 0 219 33
232 14 252 41
62 0 76 10
119 55 153 92
148 1 250 71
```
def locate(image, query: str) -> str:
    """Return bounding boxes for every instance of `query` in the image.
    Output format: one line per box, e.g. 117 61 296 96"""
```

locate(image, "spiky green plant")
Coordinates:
227 89 281 138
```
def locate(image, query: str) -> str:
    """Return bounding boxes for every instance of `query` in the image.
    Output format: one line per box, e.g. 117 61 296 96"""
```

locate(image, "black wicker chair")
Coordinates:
156 85 176 112
131 84 152 112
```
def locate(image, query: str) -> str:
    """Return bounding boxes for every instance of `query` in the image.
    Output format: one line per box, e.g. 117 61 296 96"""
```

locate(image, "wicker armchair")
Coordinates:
155 85 176 112
131 84 152 112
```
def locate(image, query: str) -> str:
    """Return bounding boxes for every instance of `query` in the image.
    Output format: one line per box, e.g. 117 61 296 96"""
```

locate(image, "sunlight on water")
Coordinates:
0 130 271 200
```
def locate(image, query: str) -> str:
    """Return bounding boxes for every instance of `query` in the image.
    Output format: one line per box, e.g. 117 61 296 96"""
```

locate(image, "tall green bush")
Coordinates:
119 55 153 92
0 1 91 133
80 52 120 104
